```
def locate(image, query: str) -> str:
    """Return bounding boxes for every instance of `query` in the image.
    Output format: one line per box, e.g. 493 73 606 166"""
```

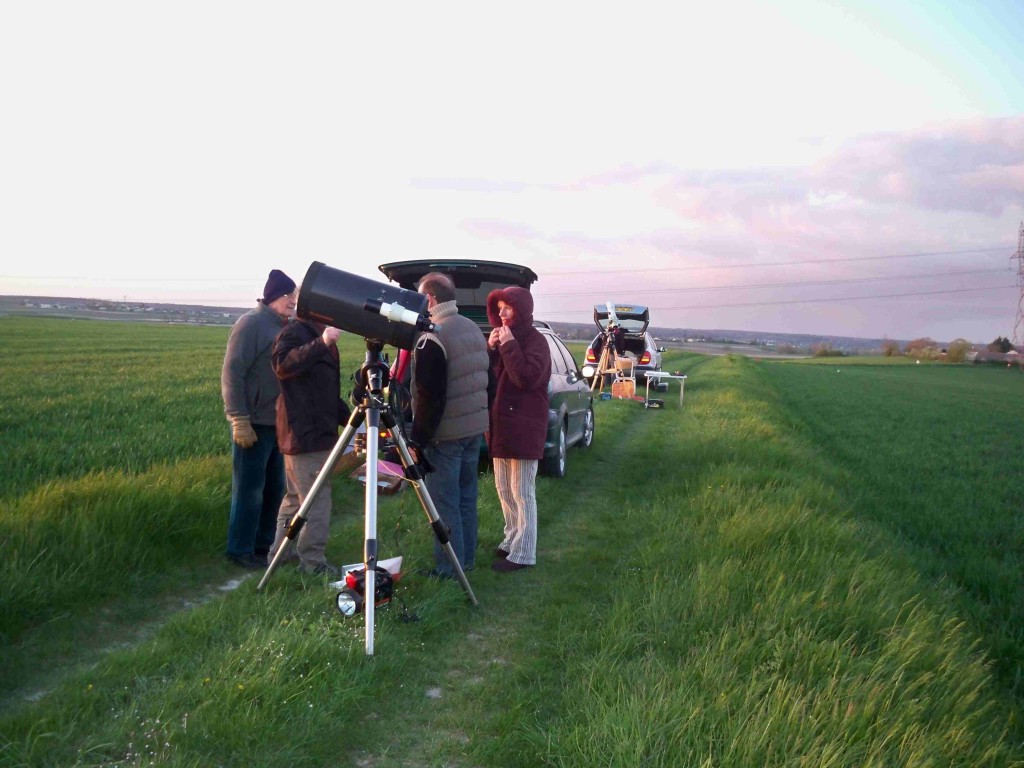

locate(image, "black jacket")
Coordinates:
272 320 350 455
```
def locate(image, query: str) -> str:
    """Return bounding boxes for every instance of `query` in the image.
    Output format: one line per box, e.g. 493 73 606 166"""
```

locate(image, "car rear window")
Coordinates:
544 335 570 375
598 318 647 333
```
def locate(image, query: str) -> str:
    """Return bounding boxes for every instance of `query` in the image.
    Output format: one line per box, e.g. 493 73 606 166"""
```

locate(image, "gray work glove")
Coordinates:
231 416 257 448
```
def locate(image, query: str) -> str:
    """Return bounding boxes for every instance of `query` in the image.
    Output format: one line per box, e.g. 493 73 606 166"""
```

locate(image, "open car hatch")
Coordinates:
379 260 538 332
593 303 650 334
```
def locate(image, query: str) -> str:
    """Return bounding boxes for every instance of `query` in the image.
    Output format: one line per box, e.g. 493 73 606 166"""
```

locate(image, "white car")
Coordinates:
582 303 667 391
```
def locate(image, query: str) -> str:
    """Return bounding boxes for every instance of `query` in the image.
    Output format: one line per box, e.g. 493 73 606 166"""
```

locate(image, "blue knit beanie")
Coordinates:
261 269 296 303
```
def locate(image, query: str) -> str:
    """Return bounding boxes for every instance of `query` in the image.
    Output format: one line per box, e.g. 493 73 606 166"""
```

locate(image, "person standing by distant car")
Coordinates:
267 314 350 578
408 272 490 578
221 269 296 569
485 285 551 572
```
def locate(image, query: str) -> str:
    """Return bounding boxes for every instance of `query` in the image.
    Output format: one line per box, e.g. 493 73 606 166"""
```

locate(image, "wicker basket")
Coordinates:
611 379 635 399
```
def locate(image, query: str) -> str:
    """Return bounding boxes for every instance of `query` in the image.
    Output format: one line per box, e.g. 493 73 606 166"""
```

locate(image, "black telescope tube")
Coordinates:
297 261 429 350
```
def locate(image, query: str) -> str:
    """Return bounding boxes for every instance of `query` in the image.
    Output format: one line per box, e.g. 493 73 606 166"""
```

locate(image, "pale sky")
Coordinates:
2 1 1023 343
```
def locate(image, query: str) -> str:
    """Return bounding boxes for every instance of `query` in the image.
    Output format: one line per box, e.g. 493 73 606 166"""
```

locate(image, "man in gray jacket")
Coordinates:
221 269 296 569
410 272 490 578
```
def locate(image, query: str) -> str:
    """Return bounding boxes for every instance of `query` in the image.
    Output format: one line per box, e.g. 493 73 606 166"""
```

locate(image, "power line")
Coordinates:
534 267 1011 298
0 275 261 283
4 247 1011 285
537 283 1018 316
543 246 1013 276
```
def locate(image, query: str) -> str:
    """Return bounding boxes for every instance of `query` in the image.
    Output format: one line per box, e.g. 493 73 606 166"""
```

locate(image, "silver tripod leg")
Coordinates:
363 406 379 655
257 407 365 592
388 427 479 607
256 386 478 658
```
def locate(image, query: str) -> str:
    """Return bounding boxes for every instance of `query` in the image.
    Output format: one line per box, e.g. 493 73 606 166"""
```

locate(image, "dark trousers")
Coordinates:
226 424 285 558
424 434 482 574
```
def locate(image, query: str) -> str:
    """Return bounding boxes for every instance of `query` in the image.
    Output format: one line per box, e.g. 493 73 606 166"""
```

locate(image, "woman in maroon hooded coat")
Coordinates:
485 286 551 572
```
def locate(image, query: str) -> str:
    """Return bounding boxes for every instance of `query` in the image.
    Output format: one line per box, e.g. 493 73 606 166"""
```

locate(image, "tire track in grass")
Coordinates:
0 568 256 713
347 400 665 767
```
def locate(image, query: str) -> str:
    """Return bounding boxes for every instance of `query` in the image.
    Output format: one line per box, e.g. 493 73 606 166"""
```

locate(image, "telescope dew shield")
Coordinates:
297 261 429 350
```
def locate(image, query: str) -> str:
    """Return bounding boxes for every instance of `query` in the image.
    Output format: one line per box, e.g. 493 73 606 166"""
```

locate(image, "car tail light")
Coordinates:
638 351 651 365
585 348 597 363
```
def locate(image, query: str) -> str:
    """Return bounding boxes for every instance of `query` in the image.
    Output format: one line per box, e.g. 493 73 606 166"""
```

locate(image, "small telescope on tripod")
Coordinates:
582 301 625 392
257 261 478 656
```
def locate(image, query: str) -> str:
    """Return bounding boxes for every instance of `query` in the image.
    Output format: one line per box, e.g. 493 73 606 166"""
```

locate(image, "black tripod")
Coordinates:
257 339 478 655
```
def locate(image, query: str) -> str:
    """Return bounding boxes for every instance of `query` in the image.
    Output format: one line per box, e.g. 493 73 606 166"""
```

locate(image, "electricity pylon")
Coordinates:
1014 222 1024 348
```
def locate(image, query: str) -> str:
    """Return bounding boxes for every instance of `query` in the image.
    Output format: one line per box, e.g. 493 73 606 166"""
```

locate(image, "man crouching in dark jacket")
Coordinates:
268 317 350 578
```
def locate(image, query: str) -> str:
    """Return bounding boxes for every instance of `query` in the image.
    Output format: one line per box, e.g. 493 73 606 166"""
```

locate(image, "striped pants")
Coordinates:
493 458 538 565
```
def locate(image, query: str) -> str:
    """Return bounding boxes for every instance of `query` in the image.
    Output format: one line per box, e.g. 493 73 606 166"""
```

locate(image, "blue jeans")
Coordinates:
423 434 482 575
226 424 285 558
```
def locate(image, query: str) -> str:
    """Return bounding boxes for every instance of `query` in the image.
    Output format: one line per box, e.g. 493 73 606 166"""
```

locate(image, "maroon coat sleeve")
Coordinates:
495 337 549 391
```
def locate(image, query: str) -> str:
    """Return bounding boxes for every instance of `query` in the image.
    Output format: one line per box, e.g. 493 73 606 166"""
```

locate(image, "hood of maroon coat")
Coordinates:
486 286 535 330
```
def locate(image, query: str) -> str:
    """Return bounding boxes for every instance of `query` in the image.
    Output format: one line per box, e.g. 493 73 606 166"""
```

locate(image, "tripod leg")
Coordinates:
602 345 617 392
362 407 380 656
384 419 479 606
591 343 609 393
257 406 366 591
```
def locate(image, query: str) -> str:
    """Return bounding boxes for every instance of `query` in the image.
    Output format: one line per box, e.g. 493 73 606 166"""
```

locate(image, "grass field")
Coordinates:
1 317 1022 766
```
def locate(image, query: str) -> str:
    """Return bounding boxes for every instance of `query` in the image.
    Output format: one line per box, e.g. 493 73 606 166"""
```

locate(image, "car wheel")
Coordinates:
580 407 594 448
541 422 567 478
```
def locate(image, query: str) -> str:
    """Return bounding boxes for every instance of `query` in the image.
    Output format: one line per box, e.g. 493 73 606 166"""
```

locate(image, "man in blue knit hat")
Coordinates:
221 269 296 569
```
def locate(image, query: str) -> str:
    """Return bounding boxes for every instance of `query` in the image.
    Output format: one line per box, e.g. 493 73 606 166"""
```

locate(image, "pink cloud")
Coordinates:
817 116 1024 215
533 118 1024 231
453 116 1020 340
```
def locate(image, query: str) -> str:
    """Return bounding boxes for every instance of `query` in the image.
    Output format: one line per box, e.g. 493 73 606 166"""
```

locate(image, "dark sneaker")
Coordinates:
227 553 266 570
494 547 509 559
492 558 532 573
301 562 342 579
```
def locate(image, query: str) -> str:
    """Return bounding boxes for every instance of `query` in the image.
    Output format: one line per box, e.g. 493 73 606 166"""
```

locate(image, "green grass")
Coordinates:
539 354 1021 766
0 317 228 500
759 359 1024 698
1 320 1022 767
792 354 932 366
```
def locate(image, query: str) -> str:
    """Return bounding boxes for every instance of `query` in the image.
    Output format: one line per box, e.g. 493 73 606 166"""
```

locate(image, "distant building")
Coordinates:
967 349 1019 364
